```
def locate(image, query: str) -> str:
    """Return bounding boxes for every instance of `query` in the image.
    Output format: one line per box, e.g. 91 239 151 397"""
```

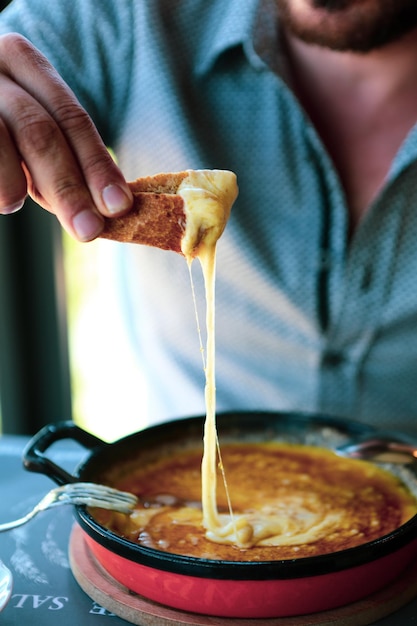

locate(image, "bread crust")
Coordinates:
100 171 190 253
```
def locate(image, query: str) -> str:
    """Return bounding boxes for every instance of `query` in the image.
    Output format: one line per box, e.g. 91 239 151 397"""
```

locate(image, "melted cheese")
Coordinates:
177 169 239 542
178 169 238 259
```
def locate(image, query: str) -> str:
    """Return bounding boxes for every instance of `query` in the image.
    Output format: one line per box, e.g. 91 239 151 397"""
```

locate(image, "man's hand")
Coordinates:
0 33 133 241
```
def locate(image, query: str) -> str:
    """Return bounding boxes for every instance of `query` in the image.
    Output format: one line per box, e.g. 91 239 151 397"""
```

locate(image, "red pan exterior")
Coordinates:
83 533 417 618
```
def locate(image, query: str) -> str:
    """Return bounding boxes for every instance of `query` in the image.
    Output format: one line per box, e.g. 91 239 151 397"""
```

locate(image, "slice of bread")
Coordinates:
100 169 238 257
100 171 189 254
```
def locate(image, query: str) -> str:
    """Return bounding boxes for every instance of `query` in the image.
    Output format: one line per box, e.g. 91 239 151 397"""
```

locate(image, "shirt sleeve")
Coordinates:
0 0 135 146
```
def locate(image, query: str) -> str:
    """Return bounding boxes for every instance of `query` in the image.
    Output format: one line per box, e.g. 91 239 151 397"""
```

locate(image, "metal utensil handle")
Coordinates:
385 440 417 459
22 421 108 485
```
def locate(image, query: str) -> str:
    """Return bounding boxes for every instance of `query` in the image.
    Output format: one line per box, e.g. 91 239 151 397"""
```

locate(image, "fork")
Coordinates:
0 482 138 532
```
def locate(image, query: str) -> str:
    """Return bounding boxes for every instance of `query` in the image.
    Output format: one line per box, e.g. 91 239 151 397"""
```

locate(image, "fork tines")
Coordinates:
57 482 138 513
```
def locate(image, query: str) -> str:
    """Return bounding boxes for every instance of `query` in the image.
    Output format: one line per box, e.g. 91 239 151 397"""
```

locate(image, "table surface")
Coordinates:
1 434 417 626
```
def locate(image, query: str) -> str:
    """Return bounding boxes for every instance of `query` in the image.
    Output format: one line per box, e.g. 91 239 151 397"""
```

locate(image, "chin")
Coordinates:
276 0 417 53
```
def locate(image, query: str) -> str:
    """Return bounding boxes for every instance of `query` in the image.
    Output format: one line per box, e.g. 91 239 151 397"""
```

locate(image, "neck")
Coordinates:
283 27 417 230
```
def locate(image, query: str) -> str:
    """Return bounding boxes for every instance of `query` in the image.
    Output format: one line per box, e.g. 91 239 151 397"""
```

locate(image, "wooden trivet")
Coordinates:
69 525 417 626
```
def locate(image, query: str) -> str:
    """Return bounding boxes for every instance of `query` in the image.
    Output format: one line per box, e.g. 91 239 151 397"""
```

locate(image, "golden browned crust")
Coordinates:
128 171 189 195
100 171 190 254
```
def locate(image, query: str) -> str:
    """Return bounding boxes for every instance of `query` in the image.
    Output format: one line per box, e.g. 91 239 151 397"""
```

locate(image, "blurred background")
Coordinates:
0 0 149 441
0 192 150 442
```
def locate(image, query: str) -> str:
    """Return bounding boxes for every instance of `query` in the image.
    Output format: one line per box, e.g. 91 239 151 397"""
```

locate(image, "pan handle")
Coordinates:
23 420 109 486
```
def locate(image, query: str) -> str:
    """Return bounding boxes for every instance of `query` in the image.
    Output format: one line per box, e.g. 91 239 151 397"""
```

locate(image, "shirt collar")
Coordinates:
195 0 279 76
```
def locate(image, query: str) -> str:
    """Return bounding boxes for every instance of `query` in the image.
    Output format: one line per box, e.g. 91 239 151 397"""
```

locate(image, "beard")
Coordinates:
276 0 417 52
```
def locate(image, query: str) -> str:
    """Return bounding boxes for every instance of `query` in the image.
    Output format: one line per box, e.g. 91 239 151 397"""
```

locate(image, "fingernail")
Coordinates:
73 209 104 241
102 184 132 214
1 199 25 215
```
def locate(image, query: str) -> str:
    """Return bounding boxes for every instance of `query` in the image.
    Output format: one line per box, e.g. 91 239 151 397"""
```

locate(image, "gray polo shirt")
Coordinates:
2 0 417 432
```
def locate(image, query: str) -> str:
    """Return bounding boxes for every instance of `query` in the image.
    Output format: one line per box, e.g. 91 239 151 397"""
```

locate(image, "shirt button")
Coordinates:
322 350 345 367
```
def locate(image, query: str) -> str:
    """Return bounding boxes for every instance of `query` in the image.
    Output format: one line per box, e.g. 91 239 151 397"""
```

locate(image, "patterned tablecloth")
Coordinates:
0 434 129 625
